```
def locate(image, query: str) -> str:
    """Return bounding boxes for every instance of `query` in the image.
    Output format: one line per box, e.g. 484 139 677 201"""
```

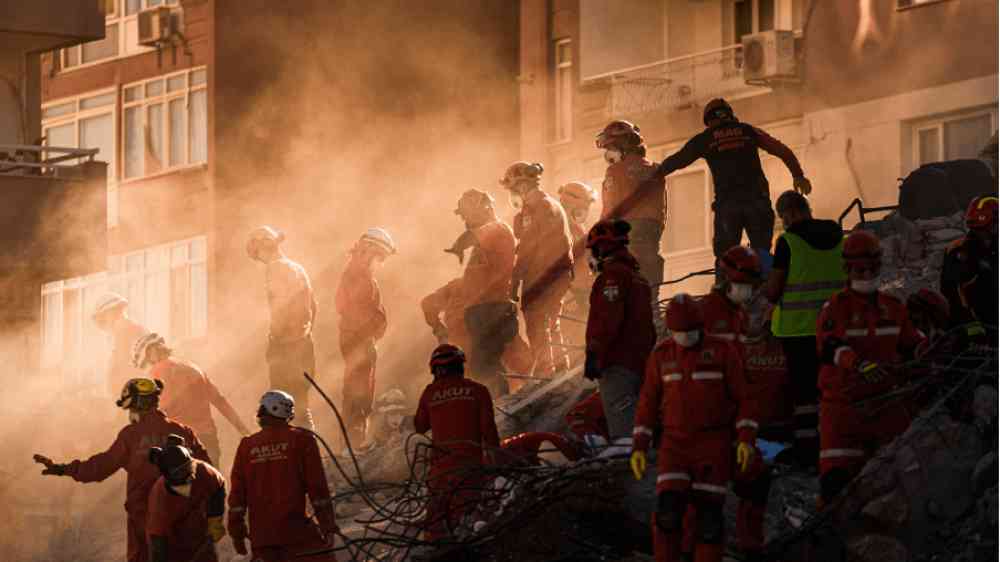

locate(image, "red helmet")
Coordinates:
586 219 630 249
499 161 543 190
842 230 882 268
703 98 734 126
595 120 643 151
965 195 998 230
429 344 466 370
558 181 597 208
720 245 761 283
906 288 951 328
665 293 703 332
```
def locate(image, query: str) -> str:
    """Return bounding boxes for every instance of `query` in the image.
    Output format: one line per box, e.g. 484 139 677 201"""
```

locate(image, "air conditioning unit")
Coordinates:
741 30 797 83
137 6 173 47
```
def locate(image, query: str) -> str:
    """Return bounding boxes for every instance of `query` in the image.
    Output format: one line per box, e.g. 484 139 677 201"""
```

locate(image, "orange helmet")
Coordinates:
906 288 951 328
595 120 643 151
586 219 630 249
499 161 543 190
703 98 735 126
665 293 703 332
842 230 882 268
965 195 998 230
558 181 597 208
720 246 762 283
429 344 466 370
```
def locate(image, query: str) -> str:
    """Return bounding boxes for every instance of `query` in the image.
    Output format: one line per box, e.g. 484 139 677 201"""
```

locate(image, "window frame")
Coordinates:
663 166 714 259
911 108 998 167
553 37 574 144
58 0 181 73
40 272 114 389
896 0 953 11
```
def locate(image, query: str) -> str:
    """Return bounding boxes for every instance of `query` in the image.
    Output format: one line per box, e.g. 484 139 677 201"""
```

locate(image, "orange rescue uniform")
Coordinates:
146 460 226 562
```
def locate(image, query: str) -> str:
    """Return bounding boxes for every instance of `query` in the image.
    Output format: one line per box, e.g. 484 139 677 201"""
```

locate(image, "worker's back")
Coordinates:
694 122 769 199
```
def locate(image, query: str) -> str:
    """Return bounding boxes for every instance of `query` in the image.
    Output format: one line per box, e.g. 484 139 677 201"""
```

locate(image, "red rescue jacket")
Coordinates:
414 375 500 466
146 460 226 560
601 153 666 223
699 289 745 344
586 248 656 375
513 190 574 300
151 358 247 439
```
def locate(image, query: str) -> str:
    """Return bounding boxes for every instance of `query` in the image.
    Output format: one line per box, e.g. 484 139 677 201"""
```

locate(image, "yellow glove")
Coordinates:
630 450 647 481
736 443 755 473
206 516 225 543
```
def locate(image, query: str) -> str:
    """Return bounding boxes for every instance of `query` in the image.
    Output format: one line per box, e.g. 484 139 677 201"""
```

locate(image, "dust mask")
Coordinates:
509 192 524 211
587 253 600 273
170 482 193 497
673 330 700 348
850 279 879 294
570 208 588 225
604 149 623 165
727 283 754 304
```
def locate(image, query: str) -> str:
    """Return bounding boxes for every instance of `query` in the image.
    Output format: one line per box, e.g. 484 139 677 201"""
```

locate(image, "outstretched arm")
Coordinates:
754 127 804 178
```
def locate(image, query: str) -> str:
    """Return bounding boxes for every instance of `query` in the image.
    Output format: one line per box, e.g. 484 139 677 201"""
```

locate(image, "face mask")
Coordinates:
851 279 879 294
170 483 193 498
587 253 600 273
570 208 588 225
673 330 700 348
509 192 524 211
727 283 754 304
604 149 623 165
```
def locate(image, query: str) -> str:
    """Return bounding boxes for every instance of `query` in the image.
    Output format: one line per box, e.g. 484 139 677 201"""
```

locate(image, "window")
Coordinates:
914 110 997 166
729 0 776 44
554 39 573 142
897 0 951 9
40 273 114 390
58 0 180 71
123 68 208 180
664 170 713 255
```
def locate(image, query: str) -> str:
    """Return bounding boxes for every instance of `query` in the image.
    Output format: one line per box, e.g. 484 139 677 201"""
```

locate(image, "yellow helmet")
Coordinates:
116 377 163 410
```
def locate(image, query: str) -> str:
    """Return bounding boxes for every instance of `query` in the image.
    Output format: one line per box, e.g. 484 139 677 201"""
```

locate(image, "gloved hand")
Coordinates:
793 176 813 195
315 505 340 543
583 351 601 381
33 454 67 476
432 324 449 344
630 450 647 481
444 229 478 265
856 360 884 383
736 442 755 473
231 537 248 556
206 516 225 543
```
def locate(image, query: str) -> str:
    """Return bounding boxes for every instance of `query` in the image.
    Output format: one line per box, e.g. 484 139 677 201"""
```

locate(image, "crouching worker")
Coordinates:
228 391 338 561
631 294 758 562
414 344 501 540
147 435 226 562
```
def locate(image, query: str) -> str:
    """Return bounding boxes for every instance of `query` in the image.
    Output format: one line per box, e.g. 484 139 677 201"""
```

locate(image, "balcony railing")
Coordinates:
0 145 99 176
598 45 770 118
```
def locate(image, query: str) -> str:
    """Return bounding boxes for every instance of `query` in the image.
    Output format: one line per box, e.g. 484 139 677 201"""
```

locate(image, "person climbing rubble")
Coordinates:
816 230 927 506
247 226 319 430
413 344 500 540
630 294 758 562
92 292 150 399
596 120 667 292
227 390 338 561
767 190 845 470
940 195 998 330
132 333 251 465
501 161 575 376
655 98 813 278
146 435 227 562
33 377 210 562
584 219 656 446
336 227 395 447
558 181 599 362
445 188 518 397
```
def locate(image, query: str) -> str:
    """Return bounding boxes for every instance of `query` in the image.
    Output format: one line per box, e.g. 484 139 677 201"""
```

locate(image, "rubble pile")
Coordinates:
872 211 966 299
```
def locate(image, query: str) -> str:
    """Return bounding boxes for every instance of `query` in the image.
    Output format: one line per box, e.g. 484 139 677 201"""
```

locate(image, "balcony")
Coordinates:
0 144 99 177
0 0 105 54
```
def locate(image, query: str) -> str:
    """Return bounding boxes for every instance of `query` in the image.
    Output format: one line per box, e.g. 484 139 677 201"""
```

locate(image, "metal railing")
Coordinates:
0 144 99 176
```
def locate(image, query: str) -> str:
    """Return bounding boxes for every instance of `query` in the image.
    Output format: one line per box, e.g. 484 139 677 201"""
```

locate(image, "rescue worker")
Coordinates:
940 195 998 329
336 227 395 447
246 226 318 430
596 120 667 291
740 302 792 439
558 181 599 364
34 378 210 562
132 333 252 464
413 344 501 540
906 288 952 344
228 390 338 561
766 190 845 469
565 390 610 445
631 294 758 562
501 161 575 376
655 99 813 273
584 219 656 444
92 292 149 398
147 435 227 562
446 189 518 396
816 230 926 505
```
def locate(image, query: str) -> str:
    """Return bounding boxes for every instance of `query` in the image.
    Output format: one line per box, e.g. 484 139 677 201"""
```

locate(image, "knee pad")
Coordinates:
733 468 772 505
820 468 853 504
654 491 688 533
695 501 724 545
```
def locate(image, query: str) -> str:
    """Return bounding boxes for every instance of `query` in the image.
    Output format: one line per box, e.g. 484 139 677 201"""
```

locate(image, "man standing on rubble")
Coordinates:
247 226 319 430
502 161 575 377
584 219 656 445
558 181 599 363
93 292 149 398
655 99 813 276
132 333 252 465
228 390 338 561
940 195 998 330
34 377 210 562
816 230 926 505
414 344 500 540
766 190 845 469
596 121 666 291
336 227 396 447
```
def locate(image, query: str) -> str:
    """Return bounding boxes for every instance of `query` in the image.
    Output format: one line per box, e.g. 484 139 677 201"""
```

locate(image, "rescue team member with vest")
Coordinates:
228 391 338 561
596 120 667 291
816 231 926 505
766 190 845 469
558 181 599 362
247 226 319 430
147 436 226 562
413 345 501 540
336 227 396 447
584 220 657 444
93 292 150 399
133 333 251 465
630 294 758 562
502 162 575 376
446 189 519 397
655 99 813 279
34 378 210 562
940 195 998 331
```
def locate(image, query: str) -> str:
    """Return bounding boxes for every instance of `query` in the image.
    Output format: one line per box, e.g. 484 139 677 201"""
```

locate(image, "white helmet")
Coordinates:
131 332 166 369
259 390 295 420
360 227 397 255
246 226 285 261
93 292 128 319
